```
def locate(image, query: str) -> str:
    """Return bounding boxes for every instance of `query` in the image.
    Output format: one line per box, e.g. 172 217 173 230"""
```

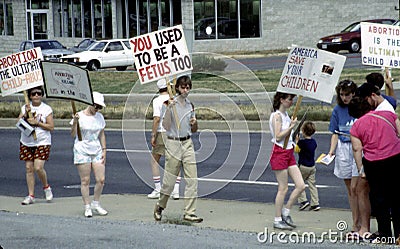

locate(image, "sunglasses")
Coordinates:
338 81 354 87
30 91 43 96
93 104 103 110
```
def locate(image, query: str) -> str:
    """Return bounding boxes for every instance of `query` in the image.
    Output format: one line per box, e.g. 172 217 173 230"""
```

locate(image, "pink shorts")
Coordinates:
269 144 297 170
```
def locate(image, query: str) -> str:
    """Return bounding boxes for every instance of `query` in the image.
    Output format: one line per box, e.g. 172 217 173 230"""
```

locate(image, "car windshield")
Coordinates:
34 41 64 49
88 42 107 51
342 22 360 32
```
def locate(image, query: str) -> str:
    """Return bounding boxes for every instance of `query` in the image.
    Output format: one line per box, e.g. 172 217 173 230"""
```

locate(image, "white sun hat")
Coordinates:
93 91 106 107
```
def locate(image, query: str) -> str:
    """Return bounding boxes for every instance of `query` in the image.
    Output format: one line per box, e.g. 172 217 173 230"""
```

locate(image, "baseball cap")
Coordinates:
157 79 167 89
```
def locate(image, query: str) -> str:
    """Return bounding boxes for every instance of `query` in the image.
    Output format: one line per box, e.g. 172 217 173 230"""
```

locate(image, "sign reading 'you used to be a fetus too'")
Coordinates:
129 25 192 84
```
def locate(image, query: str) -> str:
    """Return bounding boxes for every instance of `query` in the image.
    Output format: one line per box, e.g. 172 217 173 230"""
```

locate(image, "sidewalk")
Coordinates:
0 194 376 237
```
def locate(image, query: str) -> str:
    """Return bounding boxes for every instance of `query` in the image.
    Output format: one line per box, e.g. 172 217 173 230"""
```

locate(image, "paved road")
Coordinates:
224 53 366 71
1 129 348 209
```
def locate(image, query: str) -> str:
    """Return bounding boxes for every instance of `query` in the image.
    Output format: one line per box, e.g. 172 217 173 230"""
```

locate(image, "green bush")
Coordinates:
192 55 227 72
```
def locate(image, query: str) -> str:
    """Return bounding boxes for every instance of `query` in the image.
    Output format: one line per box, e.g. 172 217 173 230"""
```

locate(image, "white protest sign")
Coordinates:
0 48 44 96
361 22 400 68
278 47 346 103
41 61 93 105
130 25 192 84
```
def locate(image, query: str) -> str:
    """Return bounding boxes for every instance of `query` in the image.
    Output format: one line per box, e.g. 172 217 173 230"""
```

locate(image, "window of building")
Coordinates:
121 0 181 39
53 0 111 39
27 0 49 9
0 0 13 36
194 0 260 40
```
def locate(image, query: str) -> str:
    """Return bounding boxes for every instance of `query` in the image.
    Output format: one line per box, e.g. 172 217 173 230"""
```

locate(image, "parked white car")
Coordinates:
61 39 134 71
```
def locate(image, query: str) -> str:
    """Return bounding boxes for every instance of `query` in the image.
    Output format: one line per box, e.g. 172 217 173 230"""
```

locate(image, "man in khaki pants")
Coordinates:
153 75 203 223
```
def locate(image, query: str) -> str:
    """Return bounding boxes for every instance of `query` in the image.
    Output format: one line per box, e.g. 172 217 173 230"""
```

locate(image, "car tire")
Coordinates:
116 66 127 71
349 40 361 53
87 60 100 71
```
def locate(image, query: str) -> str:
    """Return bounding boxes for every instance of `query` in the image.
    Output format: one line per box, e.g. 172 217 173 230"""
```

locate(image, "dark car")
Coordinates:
19 39 74 61
317 19 396 53
70 38 96 53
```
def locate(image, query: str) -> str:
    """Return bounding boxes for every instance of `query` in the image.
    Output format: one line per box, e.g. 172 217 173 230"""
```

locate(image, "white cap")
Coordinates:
93 91 106 107
157 79 167 89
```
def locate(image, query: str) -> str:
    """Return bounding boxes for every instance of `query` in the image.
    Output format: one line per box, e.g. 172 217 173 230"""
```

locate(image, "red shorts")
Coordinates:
269 144 297 170
20 144 51 161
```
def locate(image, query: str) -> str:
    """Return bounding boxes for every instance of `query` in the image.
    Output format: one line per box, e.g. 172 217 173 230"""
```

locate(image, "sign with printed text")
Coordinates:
277 47 346 103
129 25 192 84
0 47 44 97
41 61 93 105
361 22 400 68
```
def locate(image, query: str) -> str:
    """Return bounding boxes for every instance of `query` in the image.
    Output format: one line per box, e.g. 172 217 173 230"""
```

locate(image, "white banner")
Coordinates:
361 22 400 68
0 48 44 97
130 25 192 84
277 47 346 103
41 61 93 105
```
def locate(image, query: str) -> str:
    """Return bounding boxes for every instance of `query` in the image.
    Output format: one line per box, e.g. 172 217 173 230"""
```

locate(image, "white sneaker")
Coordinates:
84 208 93 218
171 191 179 200
91 202 108 216
44 186 53 202
147 190 160 199
21 196 35 205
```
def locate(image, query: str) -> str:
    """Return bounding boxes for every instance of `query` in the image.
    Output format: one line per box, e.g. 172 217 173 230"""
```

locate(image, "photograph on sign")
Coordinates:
361 22 400 68
0 47 44 97
129 24 193 84
277 47 346 103
41 61 93 105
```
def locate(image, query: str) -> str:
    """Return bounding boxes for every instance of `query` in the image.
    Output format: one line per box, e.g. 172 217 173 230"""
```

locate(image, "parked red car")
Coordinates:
317 19 396 53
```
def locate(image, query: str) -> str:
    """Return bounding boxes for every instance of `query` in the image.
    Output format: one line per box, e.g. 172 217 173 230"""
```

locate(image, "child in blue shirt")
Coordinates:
295 121 320 211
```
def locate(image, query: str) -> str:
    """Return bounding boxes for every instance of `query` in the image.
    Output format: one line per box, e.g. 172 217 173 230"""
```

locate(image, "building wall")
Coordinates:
192 0 398 53
0 0 398 56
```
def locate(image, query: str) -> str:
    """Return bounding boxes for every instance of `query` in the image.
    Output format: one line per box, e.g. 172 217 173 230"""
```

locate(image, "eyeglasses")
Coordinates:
30 91 42 97
338 81 354 87
93 104 103 110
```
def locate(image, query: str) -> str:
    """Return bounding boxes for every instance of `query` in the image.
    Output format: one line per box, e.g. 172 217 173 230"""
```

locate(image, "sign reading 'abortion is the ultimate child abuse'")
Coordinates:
0 48 44 96
130 25 192 84
278 46 346 103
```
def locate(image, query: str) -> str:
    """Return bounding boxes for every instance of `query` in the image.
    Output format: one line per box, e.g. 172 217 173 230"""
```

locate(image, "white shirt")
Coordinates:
376 98 395 113
152 94 169 132
269 110 294 148
20 102 52 146
71 111 105 155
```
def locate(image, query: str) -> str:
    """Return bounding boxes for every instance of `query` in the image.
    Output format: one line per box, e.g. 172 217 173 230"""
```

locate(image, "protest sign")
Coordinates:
130 25 192 84
361 22 400 68
41 61 93 105
0 48 44 96
278 46 346 103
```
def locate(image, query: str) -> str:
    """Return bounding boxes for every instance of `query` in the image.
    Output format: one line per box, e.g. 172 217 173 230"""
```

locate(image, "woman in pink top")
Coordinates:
349 93 400 243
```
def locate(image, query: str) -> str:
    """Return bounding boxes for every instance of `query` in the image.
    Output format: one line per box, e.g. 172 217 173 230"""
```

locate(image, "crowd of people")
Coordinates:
16 72 400 242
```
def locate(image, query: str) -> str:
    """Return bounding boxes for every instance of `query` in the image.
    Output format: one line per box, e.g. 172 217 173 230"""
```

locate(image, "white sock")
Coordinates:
84 204 91 210
282 208 290 216
274 217 282 222
153 176 161 191
173 177 181 192
92 200 99 207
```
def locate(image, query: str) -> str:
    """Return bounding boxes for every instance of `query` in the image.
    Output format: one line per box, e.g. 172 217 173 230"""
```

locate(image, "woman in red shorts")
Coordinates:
268 92 305 230
18 86 54 205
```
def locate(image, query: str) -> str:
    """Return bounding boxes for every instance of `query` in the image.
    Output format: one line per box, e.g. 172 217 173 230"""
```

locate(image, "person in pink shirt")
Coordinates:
349 88 400 243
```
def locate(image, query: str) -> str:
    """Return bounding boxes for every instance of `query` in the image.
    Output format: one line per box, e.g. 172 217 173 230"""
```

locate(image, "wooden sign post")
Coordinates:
71 100 82 141
283 95 303 149
166 77 180 131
